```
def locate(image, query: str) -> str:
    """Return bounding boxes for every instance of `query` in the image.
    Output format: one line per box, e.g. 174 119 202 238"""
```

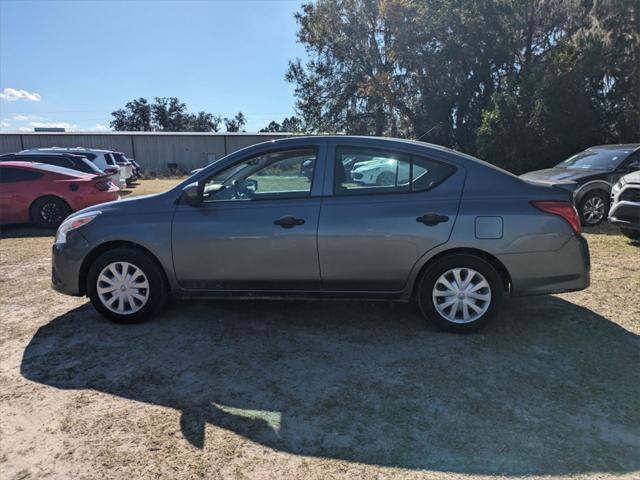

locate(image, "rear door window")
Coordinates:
334 147 456 196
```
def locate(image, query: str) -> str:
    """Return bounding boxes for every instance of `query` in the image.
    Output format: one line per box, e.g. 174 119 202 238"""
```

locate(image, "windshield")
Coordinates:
556 149 630 170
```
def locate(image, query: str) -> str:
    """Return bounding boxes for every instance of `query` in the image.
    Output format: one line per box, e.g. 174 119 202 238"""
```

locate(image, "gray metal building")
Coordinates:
0 132 292 173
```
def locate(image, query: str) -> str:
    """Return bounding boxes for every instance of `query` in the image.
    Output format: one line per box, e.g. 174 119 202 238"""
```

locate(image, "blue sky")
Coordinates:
0 0 306 132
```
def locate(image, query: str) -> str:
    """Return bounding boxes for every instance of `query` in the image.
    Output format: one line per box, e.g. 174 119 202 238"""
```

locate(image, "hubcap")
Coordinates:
41 202 63 224
582 196 605 224
97 262 149 315
432 268 492 324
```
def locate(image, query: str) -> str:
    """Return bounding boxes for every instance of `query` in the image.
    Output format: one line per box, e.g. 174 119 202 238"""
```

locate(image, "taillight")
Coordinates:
95 181 113 191
531 200 581 233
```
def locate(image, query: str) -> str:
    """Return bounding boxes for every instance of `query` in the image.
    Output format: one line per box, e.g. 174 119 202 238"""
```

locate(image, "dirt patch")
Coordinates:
1 180 639 479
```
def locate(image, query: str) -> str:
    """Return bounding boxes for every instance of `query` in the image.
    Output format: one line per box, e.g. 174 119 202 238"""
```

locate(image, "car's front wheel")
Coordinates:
418 254 503 333
86 247 168 323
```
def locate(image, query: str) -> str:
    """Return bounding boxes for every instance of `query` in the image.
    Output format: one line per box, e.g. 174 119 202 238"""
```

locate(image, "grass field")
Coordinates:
1 178 638 480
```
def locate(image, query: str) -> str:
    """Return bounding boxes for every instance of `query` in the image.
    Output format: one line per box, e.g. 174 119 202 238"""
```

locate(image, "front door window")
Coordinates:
203 148 317 202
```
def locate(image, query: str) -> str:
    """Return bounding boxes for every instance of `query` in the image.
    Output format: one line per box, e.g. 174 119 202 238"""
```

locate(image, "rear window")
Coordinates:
37 156 74 169
104 153 116 165
0 167 43 183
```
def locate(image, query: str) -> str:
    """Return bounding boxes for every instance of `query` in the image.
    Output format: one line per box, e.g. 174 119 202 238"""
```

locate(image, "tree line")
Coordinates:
111 0 639 173
110 97 247 132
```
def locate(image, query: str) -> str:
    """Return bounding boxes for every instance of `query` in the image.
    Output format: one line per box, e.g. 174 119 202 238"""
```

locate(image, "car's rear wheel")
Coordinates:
417 254 503 333
30 196 71 228
578 191 609 226
87 247 168 323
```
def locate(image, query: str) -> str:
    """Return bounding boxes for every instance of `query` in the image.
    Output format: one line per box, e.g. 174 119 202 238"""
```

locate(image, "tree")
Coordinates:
152 97 190 131
224 112 247 132
259 116 303 133
110 98 153 131
188 111 221 132
111 97 225 133
288 0 640 172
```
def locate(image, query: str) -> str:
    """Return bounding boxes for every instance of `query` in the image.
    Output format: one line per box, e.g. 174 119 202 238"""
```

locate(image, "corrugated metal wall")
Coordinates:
0 133 290 173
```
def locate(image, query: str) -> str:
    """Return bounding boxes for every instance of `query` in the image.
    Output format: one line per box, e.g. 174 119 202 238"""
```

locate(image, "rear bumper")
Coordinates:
497 234 590 296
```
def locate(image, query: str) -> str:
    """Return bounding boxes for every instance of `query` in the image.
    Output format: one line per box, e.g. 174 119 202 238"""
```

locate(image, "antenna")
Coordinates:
415 124 439 142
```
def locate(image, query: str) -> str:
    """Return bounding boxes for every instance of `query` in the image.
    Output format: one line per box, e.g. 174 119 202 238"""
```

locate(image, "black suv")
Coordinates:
521 144 640 226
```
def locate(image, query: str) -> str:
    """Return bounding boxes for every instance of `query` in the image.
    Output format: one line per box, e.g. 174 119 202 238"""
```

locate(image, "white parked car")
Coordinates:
350 156 428 186
21 147 127 188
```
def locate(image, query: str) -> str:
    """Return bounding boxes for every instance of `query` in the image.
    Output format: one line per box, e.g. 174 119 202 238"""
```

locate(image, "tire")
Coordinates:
86 247 168 323
578 191 609 226
30 196 71 228
620 228 640 241
417 254 503 333
376 171 395 186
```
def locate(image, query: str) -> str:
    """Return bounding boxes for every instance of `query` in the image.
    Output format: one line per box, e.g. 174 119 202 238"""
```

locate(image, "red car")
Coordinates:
0 161 120 227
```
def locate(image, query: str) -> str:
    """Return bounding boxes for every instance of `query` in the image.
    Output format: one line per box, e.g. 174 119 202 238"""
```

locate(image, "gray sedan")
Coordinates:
51 136 590 332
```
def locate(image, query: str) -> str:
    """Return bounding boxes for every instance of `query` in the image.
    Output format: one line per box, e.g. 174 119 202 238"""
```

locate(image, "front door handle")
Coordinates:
417 213 449 226
274 215 305 229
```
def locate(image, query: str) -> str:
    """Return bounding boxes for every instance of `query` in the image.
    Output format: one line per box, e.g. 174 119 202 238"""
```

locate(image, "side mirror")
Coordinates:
182 181 202 206
629 160 640 171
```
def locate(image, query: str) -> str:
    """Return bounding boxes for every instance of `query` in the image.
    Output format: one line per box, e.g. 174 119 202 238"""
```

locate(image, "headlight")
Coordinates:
55 211 101 245
611 178 626 195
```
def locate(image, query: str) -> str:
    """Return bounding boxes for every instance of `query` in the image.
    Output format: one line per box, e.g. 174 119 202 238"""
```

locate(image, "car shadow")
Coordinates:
20 297 640 476
583 223 628 236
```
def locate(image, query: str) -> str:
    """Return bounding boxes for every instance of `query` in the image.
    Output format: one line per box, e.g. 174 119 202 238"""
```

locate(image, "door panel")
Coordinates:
318 146 465 291
172 199 321 290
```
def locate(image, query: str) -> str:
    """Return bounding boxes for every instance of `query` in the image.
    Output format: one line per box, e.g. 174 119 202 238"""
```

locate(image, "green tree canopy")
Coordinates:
259 116 303 132
224 112 247 132
287 0 639 172
110 97 223 132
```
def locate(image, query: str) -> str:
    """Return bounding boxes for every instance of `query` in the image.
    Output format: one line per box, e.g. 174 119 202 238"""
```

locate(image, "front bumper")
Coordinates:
608 195 640 231
497 234 590 296
51 230 92 296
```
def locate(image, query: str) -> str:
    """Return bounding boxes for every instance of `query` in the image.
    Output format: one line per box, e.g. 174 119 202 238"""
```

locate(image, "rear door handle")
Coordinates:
416 213 449 226
274 215 305 229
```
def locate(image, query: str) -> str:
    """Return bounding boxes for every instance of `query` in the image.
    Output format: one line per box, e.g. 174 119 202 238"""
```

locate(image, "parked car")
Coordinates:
51 136 590 332
520 144 640 226
129 158 143 177
110 151 136 185
21 147 127 189
0 152 104 176
112 152 140 183
609 170 640 240
0 161 119 227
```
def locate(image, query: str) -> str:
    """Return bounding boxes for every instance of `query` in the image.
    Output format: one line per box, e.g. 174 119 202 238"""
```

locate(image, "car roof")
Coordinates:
22 147 113 154
0 160 92 177
588 144 640 151
2 151 90 159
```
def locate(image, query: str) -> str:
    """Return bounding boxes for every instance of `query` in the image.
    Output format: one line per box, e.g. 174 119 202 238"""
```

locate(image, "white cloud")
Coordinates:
94 123 109 131
0 120 11 128
0 88 42 102
29 121 78 131
12 114 31 121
